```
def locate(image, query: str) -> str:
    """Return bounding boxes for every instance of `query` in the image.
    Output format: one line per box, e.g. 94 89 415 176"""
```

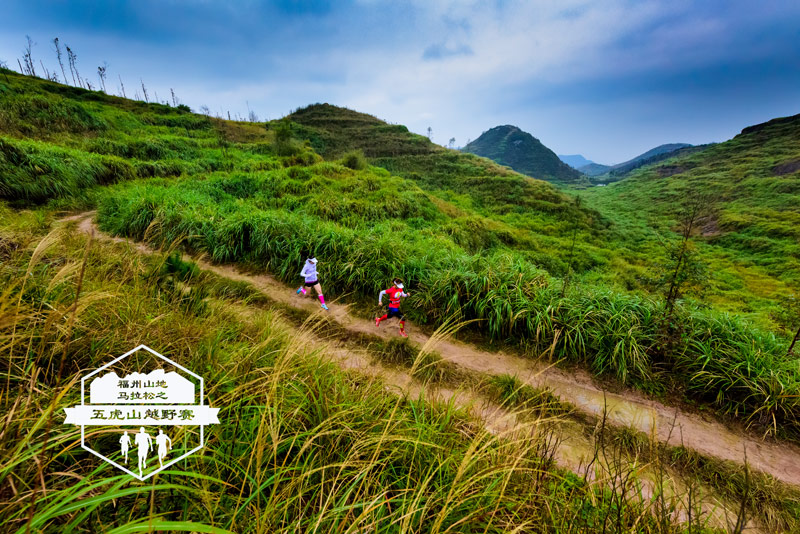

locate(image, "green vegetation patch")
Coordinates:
0 136 135 203
2 71 800 443
583 113 800 326
0 211 726 533
96 167 800 439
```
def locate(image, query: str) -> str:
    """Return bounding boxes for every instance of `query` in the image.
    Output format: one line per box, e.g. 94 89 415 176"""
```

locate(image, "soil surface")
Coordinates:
773 159 800 176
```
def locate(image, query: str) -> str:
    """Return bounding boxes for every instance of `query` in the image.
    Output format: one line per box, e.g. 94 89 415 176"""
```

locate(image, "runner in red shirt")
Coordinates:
375 278 409 337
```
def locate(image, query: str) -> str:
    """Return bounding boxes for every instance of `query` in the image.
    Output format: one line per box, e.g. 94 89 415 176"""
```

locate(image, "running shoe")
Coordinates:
296 288 303 295
375 317 381 327
321 303 329 311
399 330 408 338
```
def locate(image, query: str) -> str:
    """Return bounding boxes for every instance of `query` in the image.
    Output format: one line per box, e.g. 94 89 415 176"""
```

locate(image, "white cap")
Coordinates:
395 282 404 289
309 257 318 264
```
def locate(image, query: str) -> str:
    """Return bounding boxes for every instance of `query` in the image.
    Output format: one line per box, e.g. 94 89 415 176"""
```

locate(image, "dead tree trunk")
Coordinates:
53 38 67 83
67 46 82 87
788 325 800 357
23 36 36 77
66 46 77 85
97 64 107 92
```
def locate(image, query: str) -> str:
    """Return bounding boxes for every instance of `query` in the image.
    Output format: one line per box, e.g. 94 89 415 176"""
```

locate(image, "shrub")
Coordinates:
341 150 368 171
283 150 321 167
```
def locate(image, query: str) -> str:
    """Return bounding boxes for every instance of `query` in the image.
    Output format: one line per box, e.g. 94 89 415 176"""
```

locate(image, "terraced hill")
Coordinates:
286 104 586 223
287 103 435 158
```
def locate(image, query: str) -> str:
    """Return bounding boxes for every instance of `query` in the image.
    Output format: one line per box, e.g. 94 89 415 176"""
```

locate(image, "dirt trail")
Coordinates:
67 212 800 490
65 211 765 529
230 309 744 529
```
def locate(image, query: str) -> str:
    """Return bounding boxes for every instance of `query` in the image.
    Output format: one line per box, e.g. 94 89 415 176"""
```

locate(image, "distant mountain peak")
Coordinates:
464 125 585 184
559 154 598 169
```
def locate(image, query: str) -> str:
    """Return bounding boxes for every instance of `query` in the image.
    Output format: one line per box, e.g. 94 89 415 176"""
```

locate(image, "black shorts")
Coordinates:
304 280 318 287
387 308 405 321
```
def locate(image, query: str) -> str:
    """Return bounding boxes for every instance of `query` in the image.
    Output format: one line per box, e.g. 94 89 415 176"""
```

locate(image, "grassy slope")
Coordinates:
0 67 279 206
583 113 800 328
288 104 587 216
2 71 800 438
286 103 799 331
597 144 709 183
287 104 625 277
3 210 732 533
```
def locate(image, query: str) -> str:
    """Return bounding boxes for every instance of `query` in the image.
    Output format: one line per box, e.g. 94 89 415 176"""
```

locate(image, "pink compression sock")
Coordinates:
318 294 325 305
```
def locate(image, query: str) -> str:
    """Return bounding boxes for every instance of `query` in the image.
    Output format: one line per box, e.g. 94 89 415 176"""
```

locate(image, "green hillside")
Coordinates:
583 113 800 323
598 144 708 182
287 104 582 222
5 66 800 531
614 143 692 170
2 68 800 440
287 102 436 158
579 162 612 176
463 125 586 185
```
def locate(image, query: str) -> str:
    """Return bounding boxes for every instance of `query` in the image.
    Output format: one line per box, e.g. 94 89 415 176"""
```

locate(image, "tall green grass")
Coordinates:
2 70 797 333
0 212 728 533
0 136 136 203
96 173 800 438
3 69 800 440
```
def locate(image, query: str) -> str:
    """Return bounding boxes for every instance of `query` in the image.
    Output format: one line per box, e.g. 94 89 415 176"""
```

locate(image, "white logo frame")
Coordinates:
69 344 215 481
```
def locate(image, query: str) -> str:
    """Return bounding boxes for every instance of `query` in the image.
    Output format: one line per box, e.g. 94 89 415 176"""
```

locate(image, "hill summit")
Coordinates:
463 125 584 185
287 103 437 158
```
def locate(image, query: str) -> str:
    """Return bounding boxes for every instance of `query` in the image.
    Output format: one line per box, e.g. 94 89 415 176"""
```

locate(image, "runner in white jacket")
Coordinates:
296 256 328 310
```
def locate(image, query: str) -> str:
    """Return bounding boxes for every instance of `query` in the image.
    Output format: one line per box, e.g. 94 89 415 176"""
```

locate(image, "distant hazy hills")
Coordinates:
463 125 585 184
558 154 594 168
468 124 696 185
559 143 694 178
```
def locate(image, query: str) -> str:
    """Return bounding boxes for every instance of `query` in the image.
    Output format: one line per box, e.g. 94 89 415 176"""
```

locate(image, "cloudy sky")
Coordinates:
1 0 798 163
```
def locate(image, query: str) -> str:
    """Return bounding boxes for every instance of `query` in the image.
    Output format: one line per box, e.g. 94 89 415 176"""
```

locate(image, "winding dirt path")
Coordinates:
63 211 776 530
234 307 745 529
65 212 800 490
